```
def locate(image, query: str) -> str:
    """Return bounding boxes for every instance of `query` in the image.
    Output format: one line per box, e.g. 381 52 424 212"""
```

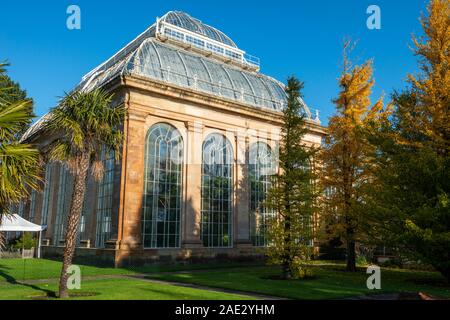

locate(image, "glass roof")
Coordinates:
160 11 237 48
77 38 300 112
21 11 319 142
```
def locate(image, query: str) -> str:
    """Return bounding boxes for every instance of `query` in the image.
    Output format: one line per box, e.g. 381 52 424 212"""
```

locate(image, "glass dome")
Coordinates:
160 11 237 48
78 38 292 112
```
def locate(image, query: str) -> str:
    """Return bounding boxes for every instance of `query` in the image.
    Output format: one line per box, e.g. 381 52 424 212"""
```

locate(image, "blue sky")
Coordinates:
0 0 427 124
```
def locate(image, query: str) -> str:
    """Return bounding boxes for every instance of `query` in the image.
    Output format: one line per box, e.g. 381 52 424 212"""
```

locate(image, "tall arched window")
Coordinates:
201 133 233 247
249 142 276 246
142 123 184 248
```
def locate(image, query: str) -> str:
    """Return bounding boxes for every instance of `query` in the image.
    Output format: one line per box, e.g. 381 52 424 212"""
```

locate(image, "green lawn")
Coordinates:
0 258 258 282
0 259 131 282
0 258 257 300
0 278 253 300
148 264 450 300
1 259 449 300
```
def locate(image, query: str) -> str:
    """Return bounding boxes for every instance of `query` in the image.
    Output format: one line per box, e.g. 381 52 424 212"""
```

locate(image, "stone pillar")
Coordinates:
118 111 146 250
235 131 251 246
182 120 203 248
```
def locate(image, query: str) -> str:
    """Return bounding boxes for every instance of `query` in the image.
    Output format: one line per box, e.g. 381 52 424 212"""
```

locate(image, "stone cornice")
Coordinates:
116 74 327 136
122 74 282 123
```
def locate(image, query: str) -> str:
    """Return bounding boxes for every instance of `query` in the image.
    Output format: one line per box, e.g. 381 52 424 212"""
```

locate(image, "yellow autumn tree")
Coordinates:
319 40 386 272
407 0 450 155
364 0 450 282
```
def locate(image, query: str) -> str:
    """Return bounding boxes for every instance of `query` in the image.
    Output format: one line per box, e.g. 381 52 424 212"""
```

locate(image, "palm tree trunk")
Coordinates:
58 153 89 298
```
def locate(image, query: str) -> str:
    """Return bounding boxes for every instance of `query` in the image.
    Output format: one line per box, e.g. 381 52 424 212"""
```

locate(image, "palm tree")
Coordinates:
44 88 124 298
0 63 40 249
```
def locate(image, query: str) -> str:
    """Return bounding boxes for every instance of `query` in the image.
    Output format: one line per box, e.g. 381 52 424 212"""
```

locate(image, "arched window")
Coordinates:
201 133 233 247
142 123 184 248
249 142 276 246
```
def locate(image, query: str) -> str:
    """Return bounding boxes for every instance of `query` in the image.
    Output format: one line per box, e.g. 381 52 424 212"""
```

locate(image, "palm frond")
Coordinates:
0 99 33 140
46 88 125 170
0 143 41 208
0 62 9 80
47 141 72 163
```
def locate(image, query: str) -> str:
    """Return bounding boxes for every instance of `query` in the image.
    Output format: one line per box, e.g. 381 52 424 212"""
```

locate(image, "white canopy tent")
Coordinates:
0 214 46 258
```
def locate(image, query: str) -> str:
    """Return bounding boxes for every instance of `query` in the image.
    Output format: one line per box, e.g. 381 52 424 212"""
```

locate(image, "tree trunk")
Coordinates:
0 232 5 252
58 153 89 298
0 210 4 251
282 215 292 279
342 129 356 272
346 239 356 272
437 267 450 285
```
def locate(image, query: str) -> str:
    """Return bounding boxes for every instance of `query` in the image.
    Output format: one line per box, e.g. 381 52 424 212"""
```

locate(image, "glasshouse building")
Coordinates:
19 11 326 266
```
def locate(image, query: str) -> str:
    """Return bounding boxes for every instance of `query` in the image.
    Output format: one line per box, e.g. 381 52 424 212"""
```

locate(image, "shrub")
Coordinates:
13 233 37 250
290 257 314 279
356 255 369 266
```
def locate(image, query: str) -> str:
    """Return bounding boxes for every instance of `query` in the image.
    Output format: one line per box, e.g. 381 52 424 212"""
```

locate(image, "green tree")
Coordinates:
0 63 40 249
0 63 39 213
0 67 29 104
44 89 125 298
265 77 317 279
366 0 450 282
0 62 32 135
13 232 37 250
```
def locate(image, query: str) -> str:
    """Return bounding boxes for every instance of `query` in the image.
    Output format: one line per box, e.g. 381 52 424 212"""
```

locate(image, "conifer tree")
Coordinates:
366 0 449 282
266 77 317 279
319 41 385 272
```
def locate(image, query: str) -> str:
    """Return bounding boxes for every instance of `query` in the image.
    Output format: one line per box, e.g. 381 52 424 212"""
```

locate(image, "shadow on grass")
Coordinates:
261 274 318 281
30 291 100 300
407 277 450 288
0 263 57 297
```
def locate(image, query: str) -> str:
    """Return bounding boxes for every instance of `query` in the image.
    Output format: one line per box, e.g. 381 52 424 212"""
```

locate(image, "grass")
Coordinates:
0 259 131 282
0 278 253 300
1 259 449 300
148 264 450 300
0 258 258 300
0 258 259 282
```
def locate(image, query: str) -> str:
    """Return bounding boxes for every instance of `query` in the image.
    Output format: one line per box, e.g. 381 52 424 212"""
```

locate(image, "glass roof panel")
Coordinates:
153 42 189 87
244 74 275 109
201 59 235 100
162 11 237 48
132 41 163 80
261 77 287 105
223 66 257 105
179 53 214 93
